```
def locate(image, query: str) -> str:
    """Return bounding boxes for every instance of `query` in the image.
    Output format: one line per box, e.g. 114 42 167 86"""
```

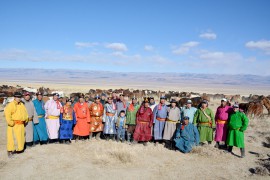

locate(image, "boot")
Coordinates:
208 141 212 145
89 133 93 140
227 146 233 153
25 142 33 149
96 132 101 140
214 142 219 148
127 133 131 143
240 148 245 158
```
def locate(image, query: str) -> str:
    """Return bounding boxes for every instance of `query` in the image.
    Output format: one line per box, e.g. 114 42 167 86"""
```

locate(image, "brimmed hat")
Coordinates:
101 93 106 97
132 97 137 100
233 103 239 108
160 96 166 100
95 95 101 100
107 96 113 100
187 100 192 104
23 92 30 96
201 100 208 104
36 92 43 96
149 97 154 100
221 98 227 102
67 99 72 103
183 116 190 120
14 92 22 98
170 99 177 103
52 93 60 97
143 97 150 103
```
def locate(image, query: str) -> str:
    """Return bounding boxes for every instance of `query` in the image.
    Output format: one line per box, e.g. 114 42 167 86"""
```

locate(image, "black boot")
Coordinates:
240 148 245 158
25 142 33 149
214 142 220 148
227 146 233 153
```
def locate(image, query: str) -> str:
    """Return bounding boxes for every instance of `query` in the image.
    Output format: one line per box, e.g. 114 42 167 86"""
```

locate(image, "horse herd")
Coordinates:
0 85 269 118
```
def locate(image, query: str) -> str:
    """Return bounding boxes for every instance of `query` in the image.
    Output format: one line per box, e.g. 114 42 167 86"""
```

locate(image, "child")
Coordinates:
116 110 127 142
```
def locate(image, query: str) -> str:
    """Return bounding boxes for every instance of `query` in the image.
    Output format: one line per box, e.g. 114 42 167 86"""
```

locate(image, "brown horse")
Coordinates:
261 97 270 115
247 101 264 118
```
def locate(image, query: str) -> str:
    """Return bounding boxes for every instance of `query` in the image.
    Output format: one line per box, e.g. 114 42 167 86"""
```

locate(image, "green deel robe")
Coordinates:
193 108 215 142
226 111 249 148
126 104 140 125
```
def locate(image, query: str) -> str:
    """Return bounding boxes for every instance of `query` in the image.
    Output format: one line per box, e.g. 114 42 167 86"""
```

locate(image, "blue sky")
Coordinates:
0 0 270 75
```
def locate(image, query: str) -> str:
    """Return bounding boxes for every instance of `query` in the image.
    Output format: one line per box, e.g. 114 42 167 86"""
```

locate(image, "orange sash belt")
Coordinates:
217 119 227 124
106 113 115 116
13 120 25 125
156 117 166 121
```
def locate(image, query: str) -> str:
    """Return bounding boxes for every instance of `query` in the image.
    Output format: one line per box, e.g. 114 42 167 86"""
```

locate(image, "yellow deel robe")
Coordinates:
4 100 28 152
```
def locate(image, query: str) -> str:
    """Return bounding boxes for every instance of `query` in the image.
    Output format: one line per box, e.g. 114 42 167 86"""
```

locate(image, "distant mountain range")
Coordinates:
0 68 269 95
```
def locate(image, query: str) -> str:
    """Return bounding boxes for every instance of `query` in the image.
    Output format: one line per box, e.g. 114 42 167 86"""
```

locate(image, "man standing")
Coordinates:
44 93 62 143
163 99 180 149
181 100 197 124
174 116 200 153
126 98 140 143
73 94 90 140
33 92 49 145
103 96 118 140
4 92 28 157
214 98 233 148
116 94 129 116
153 96 168 145
100 93 107 106
193 100 215 145
226 104 249 158
89 95 104 140
22 92 39 148
149 97 156 112
133 98 153 146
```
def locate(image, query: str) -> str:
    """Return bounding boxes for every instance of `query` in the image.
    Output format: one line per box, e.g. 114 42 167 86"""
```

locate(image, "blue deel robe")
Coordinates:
153 104 168 140
59 111 76 140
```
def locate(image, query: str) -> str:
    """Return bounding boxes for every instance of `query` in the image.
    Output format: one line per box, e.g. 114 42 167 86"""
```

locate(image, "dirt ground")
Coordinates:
0 93 269 179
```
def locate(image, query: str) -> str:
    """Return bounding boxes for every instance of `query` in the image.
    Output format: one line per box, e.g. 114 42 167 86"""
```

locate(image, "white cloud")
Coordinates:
75 42 99 48
172 41 199 55
144 45 154 51
105 43 128 51
199 32 217 40
245 40 270 54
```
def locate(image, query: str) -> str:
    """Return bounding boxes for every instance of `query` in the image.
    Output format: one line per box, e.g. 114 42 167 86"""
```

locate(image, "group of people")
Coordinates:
4 91 249 158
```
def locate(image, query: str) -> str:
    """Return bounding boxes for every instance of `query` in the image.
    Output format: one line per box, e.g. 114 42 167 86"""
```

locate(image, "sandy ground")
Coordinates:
0 95 269 179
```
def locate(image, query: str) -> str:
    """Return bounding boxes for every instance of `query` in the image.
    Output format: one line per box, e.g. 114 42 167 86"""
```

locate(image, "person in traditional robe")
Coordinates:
100 93 107 106
103 96 118 140
89 95 104 140
149 97 156 111
214 98 233 148
44 93 62 143
73 94 90 140
33 92 49 145
163 99 180 150
116 94 129 116
112 91 118 104
4 92 28 157
133 97 153 146
193 100 215 145
174 116 200 153
181 100 197 124
116 110 127 142
153 96 168 145
59 99 76 144
126 98 140 143
226 103 249 158
22 92 39 148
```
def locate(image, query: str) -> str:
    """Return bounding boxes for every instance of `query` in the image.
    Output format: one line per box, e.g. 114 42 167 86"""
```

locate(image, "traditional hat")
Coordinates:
23 92 30 96
101 93 106 97
95 95 101 99
221 98 227 102
233 103 239 108
160 96 166 100
52 93 60 97
170 99 177 103
143 97 150 103
132 97 137 100
183 116 190 120
107 95 113 100
149 97 154 100
36 92 43 96
202 100 208 104
14 92 22 98
67 99 72 103
187 100 192 104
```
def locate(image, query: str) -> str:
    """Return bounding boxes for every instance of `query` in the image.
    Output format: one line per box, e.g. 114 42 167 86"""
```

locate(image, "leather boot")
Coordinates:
240 148 245 158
